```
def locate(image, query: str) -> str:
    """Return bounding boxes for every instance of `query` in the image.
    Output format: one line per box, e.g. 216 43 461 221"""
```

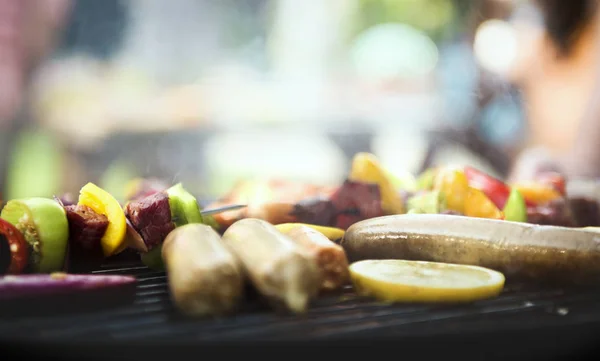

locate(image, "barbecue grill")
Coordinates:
2 251 600 361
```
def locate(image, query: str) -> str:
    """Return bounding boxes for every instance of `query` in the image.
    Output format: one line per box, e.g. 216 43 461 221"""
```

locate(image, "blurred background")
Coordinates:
0 0 594 203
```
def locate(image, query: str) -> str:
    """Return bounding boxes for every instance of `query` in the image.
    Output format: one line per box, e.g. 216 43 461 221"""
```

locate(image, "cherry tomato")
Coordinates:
0 218 29 274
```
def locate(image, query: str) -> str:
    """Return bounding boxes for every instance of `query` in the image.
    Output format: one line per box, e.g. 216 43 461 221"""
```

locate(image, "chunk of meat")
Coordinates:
526 198 577 227
329 180 384 229
64 205 109 251
63 204 109 272
569 197 600 227
124 192 175 249
290 198 337 227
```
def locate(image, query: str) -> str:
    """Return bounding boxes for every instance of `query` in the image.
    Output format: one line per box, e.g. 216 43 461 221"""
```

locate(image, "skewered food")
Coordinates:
0 218 29 275
1 198 69 273
77 182 128 257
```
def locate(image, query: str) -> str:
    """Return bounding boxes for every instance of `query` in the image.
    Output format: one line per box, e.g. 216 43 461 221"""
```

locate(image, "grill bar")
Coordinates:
2 260 600 344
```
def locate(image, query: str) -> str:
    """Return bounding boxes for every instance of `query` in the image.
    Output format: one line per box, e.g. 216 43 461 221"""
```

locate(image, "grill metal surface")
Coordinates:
3 256 600 345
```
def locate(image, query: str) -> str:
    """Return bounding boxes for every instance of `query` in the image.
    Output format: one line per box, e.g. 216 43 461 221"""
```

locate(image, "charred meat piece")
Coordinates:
124 192 175 250
65 205 109 252
569 197 600 227
526 198 577 227
64 204 109 272
289 198 337 227
206 179 335 230
329 180 384 229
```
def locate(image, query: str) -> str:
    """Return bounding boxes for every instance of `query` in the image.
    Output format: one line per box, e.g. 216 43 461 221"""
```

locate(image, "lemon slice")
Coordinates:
350 260 505 303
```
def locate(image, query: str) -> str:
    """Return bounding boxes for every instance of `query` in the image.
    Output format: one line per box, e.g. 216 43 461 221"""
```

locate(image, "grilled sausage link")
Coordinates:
221 218 321 313
162 224 244 316
283 225 350 291
341 214 600 284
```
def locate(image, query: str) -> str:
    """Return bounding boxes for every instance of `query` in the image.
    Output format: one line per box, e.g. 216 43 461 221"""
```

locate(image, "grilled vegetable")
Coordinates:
406 190 446 214
433 168 469 213
513 182 562 205
274 223 345 242
78 183 127 257
465 166 536 209
0 272 137 317
464 187 503 219
348 152 404 215
0 218 29 274
503 188 527 222
536 172 566 195
124 218 148 253
162 224 244 316
349 260 505 303
221 219 321 313
341 214 600 284
1 198 69 273
0 272 137 300
415 167 438 191
283 225 350 291
166 183 203 227
141 245 164 270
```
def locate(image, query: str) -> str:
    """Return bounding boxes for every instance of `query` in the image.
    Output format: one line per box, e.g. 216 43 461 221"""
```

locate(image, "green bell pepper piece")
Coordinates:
503 188 528 222
1 198 69 273
406 190 446 214
166 183 203 227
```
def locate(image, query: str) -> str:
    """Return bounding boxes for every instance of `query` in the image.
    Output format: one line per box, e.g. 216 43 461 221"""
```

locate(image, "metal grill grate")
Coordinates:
2 258 600 344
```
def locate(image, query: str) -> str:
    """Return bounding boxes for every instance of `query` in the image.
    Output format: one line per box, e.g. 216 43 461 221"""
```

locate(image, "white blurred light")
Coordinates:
474 20 518 75
351 23 439 81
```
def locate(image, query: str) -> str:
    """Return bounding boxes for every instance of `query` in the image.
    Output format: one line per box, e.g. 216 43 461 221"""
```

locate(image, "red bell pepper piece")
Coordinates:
464 166 536 209
0 218 29 274
535 172 566 195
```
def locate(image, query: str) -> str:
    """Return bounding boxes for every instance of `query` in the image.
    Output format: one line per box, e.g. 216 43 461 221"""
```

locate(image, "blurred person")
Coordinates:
0 0 72 128
509 0 600 180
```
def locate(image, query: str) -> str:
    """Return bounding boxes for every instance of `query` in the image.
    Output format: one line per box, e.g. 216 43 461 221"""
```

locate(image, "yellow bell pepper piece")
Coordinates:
512 182 561 205
348 152 404 215
433 168 469 214
275 223 345 241
78 182 127 257
464 187 504 220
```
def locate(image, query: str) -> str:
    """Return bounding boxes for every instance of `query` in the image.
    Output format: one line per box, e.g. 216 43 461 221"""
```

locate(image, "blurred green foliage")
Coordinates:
353 0 470 42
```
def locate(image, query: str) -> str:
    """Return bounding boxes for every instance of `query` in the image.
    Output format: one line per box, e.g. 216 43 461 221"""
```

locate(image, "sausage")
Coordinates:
341 214 600 284
283 225 350 291
221 219 321 313
162 224 244 316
